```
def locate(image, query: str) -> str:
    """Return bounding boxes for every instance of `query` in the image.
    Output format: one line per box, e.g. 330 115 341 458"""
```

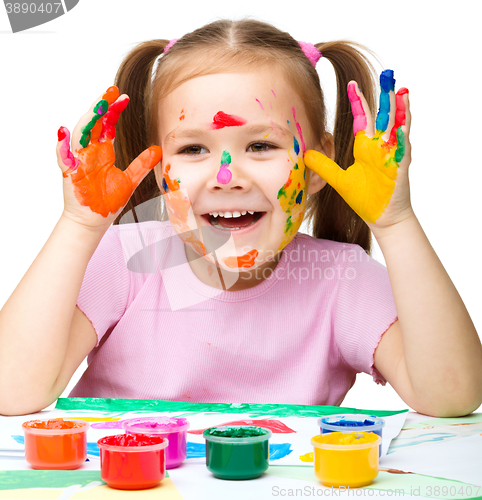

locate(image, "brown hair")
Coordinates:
112 19 377 253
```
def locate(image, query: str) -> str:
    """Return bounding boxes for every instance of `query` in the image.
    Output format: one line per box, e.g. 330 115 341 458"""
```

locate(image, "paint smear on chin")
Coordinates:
223 249 259 268
211 111 247 129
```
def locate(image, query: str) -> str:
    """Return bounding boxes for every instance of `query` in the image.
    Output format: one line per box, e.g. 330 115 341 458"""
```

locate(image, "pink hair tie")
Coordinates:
164 38 178 54
298 41 322 67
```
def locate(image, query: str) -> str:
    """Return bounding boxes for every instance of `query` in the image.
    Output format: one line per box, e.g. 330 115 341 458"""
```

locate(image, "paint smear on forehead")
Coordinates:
211 111 247 130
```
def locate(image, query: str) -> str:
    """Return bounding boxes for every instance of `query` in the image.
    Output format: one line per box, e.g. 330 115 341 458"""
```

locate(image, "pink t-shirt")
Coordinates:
71 221 397 405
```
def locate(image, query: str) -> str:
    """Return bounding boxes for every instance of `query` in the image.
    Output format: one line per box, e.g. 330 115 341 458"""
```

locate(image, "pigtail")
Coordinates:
113 39 169 225
304 41 378 254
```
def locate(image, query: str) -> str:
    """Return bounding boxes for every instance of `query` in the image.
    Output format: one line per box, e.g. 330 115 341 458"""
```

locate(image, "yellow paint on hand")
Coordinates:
304 130 399 224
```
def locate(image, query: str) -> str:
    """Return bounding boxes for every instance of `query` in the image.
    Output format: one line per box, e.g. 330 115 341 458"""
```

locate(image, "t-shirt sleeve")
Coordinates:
76 226 131 346
333 245 398 385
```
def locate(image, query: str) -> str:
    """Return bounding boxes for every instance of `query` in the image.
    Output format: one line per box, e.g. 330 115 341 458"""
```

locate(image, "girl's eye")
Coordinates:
179 145 208 155
247 142 277 153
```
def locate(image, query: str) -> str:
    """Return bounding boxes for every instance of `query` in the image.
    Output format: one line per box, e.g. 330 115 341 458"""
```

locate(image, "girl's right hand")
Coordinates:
56 86 162 231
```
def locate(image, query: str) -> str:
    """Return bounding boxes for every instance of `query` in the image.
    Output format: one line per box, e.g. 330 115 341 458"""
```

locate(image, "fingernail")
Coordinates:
57 127 67 142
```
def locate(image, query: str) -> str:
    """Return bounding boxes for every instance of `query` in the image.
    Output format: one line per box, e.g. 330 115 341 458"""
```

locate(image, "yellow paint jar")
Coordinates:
311 431 381 488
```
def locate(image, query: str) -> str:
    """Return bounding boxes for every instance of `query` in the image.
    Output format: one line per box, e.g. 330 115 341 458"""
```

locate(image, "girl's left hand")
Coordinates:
304 70 413 230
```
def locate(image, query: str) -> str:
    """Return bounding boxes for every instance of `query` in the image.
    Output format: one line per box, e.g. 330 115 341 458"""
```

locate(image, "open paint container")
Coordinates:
97 434 169 490
311 431 381 488
318 414 385 456
22 418 89 470
203 426 272 480
122 417 189 469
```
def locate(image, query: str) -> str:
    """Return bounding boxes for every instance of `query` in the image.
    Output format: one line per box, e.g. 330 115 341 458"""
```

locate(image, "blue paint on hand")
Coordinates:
162 177 169 193
376 69 396 132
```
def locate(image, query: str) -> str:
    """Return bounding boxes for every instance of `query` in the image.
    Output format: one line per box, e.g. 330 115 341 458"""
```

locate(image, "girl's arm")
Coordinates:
304 72 482 417
0 87 162 415
372 215 482 417
0 217 102 415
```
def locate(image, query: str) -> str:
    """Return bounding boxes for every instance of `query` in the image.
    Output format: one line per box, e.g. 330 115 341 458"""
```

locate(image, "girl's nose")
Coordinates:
206 152 252 191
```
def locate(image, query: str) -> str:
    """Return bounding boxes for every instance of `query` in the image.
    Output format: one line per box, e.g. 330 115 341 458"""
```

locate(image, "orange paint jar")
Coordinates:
311 431 381 488
22 419 89 470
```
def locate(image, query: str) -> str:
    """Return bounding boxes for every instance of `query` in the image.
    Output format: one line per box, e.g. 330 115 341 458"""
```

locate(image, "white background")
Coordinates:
0 1 480 412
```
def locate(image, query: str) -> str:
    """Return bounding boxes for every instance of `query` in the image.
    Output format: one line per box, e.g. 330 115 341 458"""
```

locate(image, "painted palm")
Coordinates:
304 70 409 224
57 86 162 218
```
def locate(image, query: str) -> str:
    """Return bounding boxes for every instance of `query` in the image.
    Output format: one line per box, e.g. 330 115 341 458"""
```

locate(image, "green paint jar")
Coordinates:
203 426 272 480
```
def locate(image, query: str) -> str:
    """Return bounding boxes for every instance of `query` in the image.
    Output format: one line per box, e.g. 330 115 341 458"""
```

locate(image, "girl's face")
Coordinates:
156 69 324 272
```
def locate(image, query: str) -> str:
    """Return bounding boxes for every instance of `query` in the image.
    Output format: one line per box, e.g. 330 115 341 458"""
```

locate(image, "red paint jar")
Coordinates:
22 418 89 470
97 434 168 490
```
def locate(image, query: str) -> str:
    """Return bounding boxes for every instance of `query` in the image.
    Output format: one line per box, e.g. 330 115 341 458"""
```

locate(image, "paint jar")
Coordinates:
97 434 168 490
22 418 89 470
122 417 189 469
311 431 381 488
203 426 272 480
318 414 385 457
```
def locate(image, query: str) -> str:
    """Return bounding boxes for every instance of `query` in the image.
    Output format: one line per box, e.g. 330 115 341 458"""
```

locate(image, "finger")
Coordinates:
56 126 81 177
387 88 409 150
347 81 375 138
125 146 163 188
375 69 396 136
99 94 129 143
304 150 346 190
392 89 411 164
71 86 119 152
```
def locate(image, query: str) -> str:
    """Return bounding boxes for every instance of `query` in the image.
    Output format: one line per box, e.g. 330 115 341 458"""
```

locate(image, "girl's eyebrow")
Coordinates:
164 123 290 143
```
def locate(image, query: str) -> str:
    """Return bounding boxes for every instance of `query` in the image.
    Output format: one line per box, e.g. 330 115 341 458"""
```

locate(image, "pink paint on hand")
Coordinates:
347 82 367 136
58 126 80 175
99 96 129 142
211 111 247 129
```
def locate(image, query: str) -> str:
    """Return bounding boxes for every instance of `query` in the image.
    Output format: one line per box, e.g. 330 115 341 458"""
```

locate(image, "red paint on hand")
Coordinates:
387 88 409 147
211 111 247 129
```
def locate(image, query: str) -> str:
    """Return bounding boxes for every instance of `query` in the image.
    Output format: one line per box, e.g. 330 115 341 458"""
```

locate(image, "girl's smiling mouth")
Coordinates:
200 211 266 232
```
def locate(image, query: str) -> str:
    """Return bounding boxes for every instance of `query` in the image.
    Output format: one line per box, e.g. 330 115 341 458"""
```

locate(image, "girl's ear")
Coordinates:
306 132 334 194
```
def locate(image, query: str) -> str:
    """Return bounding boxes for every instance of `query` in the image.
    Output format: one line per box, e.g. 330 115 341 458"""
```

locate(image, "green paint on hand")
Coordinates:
395 127 406 163
80 99 109 148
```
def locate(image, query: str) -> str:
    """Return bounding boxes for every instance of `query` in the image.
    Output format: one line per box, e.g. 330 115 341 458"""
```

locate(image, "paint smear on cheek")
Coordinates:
276 149 306 251
223 249 259 268
179 109 185 121
291 107 306 152
162 163 181 193
211 111 247 129
217 150 232 184
255 99 264 110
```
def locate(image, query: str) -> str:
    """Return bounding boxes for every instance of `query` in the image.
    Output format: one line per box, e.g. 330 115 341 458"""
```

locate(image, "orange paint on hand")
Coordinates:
223 249 258 268
163 163 181 192
71 145 161 217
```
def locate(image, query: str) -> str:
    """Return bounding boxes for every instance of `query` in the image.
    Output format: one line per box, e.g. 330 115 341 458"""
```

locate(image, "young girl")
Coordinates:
0 19 481 417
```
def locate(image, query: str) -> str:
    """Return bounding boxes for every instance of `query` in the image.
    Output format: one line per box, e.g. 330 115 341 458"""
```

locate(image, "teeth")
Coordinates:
208 211 256 218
